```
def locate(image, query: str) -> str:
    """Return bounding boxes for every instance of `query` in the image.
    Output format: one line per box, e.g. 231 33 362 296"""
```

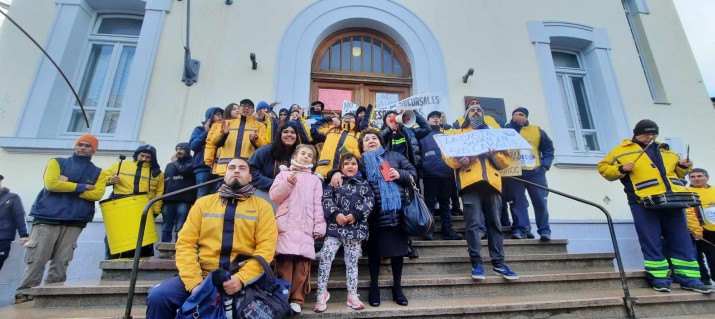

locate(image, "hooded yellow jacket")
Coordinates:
103 161 164 215
686 186 715 236
442 127 511 193
175 193 277 291
598 139 689 200
205 116 269 176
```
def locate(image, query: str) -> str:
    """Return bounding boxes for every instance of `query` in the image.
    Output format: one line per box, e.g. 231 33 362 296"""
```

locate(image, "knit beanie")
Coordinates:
633 119 659 136
464 97 480 110
512 107 529 118
256 101 271 112
356 106 367 116
75 134 99 151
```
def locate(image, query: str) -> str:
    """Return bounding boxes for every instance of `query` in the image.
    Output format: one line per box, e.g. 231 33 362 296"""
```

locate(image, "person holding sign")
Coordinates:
502 107 554 241
598 119 711 294
442 111 519 281
686 168 715 287
311 113 361 178
452 97 502 130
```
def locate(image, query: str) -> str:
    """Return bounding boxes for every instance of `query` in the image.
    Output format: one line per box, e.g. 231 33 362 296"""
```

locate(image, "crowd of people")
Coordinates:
2 98 713 316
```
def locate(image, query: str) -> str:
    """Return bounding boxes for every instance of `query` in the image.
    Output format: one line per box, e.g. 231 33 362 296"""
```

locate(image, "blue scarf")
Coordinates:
362 147 402 212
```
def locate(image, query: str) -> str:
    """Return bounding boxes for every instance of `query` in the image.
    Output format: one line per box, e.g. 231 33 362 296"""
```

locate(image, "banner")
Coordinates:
342 100 358 116
371 92 441 128
433 128 533 157
499 150 522 177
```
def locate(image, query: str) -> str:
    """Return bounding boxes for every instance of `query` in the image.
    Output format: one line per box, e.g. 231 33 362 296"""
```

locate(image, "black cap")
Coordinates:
427 111 442 120
633 119 659 136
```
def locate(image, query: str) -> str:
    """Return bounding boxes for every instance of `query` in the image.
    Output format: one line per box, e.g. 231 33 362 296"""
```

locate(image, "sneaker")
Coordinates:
652 285 671 293
444 231 463 240
290 302 302 314
493 264 520 280
682 285 715 294
511 232 524 240
346 292 365 310
525 232 536 239
471 264 486 280
540 234 551 242
314 291 330 313
14 294 33 304
452 208 463 216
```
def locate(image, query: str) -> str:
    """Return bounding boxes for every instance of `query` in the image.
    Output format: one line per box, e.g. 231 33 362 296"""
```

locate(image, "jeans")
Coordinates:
461 185 505 266
194 170 218 199
503 168 551 236
423 177 456 230
161 202 191 242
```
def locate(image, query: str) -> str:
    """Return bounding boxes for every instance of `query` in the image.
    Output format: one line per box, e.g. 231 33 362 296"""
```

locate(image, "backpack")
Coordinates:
176 270 230 319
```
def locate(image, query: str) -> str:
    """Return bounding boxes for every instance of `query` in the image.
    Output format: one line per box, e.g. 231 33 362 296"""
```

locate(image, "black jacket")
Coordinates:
0 188 27 241
362 151 417 228
380 112 430 169
162 145 196 203
323 176 375 240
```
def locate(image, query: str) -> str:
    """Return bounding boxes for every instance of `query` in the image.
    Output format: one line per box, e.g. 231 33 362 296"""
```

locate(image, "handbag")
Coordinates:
402 175 433 236
228 254 292 319
641 192 700 210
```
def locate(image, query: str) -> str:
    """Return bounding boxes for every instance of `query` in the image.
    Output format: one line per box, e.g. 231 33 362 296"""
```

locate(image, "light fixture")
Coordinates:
462 68 474 83
352 46 362 57
250 53 257 70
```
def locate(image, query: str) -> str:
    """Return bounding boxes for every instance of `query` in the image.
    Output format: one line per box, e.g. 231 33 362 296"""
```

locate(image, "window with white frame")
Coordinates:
66 15 142 135
552 50 600 152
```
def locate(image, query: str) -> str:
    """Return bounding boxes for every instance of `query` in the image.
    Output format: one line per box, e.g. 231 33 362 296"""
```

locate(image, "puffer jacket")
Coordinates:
190 107 223 172
442 126 511 193
322 175 374 241
163 143 196 203
419 125 454 178
361 151 417 228
0 188 28 241
380 112 430 169
269 166 326 259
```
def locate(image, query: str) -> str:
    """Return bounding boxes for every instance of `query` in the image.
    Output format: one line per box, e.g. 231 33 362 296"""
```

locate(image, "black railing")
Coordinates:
505 176 636 319
123 177 223 319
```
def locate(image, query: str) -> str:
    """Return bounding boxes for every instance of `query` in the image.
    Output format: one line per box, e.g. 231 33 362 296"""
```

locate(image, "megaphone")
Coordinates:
389 110 416 127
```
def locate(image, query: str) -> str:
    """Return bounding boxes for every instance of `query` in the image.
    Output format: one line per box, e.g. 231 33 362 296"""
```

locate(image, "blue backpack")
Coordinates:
176 270 230 319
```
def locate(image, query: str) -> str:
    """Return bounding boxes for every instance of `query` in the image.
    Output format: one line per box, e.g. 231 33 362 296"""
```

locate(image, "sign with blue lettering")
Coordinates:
434 128 533 157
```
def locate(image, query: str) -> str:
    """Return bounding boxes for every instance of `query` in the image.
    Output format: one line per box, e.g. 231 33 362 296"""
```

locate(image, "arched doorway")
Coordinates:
310 29 412 113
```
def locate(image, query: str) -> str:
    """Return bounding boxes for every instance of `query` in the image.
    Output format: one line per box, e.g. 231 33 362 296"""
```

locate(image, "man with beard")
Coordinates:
104 145 164 259
145 158 278 318
502 107 554 241
15 135 106 303
160 143 196 242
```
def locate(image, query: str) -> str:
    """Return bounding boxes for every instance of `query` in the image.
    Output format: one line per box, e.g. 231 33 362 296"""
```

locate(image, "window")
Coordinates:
552 50 600 152
67 16 141 135
316 33 408 76
622 0 667 103
528 21 631 166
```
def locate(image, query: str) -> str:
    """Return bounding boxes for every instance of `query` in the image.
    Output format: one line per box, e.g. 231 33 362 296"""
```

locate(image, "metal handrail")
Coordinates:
123 177 223 319
505 176 636 319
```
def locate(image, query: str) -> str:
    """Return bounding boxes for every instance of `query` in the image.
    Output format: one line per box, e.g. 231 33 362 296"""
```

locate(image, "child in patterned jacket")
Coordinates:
314 153 375 312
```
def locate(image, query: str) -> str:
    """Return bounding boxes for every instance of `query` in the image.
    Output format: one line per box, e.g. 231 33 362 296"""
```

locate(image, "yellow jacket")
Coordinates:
598 139 689 200
175 193 278 291
315 129 361 177
205 117 269 176
442 127 511 192
103 161 164 215
452 115 501 130
686 186 715 236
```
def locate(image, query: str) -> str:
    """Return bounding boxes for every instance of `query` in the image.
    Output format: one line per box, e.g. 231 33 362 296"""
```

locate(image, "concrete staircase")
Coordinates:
4 216 715 318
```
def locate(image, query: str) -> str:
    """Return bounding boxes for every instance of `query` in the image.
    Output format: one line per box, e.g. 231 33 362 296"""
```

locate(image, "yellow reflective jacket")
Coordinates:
104 161 164 215
686 186 715 236
442 127 511 192
205 117 269 176
598 139 690 201
175 193 277 291
315 128 361 177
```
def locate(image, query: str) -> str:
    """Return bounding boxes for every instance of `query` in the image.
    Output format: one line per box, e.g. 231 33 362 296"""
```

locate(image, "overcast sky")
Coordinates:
674 0 715 97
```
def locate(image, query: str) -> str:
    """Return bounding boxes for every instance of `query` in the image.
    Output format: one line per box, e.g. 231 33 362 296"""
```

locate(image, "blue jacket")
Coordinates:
190 107 224 172
163 143 196 203
0 188 28 241
248 144 286 192
419 125 454 178
30 155 104 224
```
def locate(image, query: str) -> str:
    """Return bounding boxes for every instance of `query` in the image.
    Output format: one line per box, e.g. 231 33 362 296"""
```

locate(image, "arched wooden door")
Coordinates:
311 29 412 113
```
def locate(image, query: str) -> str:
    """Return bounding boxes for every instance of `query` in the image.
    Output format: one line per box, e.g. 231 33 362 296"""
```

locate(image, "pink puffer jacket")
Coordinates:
269 166 326 259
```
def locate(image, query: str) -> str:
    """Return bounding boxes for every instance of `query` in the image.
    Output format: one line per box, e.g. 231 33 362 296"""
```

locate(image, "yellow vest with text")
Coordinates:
517 125 541 170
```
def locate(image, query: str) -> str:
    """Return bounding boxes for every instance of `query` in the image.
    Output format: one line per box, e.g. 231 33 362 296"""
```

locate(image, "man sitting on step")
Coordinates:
145 158 278 318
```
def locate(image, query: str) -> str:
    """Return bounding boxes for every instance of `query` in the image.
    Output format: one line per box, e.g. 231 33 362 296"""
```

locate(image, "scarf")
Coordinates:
217 182 256 205
362 147 402 212
290 158 314 170
469 116 485 129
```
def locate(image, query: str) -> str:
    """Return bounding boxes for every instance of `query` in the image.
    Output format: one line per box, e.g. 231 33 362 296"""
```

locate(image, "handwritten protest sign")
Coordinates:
371 92 441 128
499 150 522 177
342 100 358 116
433 128 533 157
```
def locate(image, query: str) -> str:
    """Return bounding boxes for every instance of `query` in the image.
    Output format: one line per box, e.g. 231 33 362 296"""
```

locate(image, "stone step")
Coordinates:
28 271 641 308
155 238 568 259
19 287 715 318
100 253 615 282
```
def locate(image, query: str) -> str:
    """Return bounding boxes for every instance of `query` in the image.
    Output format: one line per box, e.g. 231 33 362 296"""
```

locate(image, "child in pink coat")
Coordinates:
269 144 326 313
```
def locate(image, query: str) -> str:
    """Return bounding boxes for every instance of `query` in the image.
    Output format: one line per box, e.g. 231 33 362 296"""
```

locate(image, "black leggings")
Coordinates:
368 255 404 289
